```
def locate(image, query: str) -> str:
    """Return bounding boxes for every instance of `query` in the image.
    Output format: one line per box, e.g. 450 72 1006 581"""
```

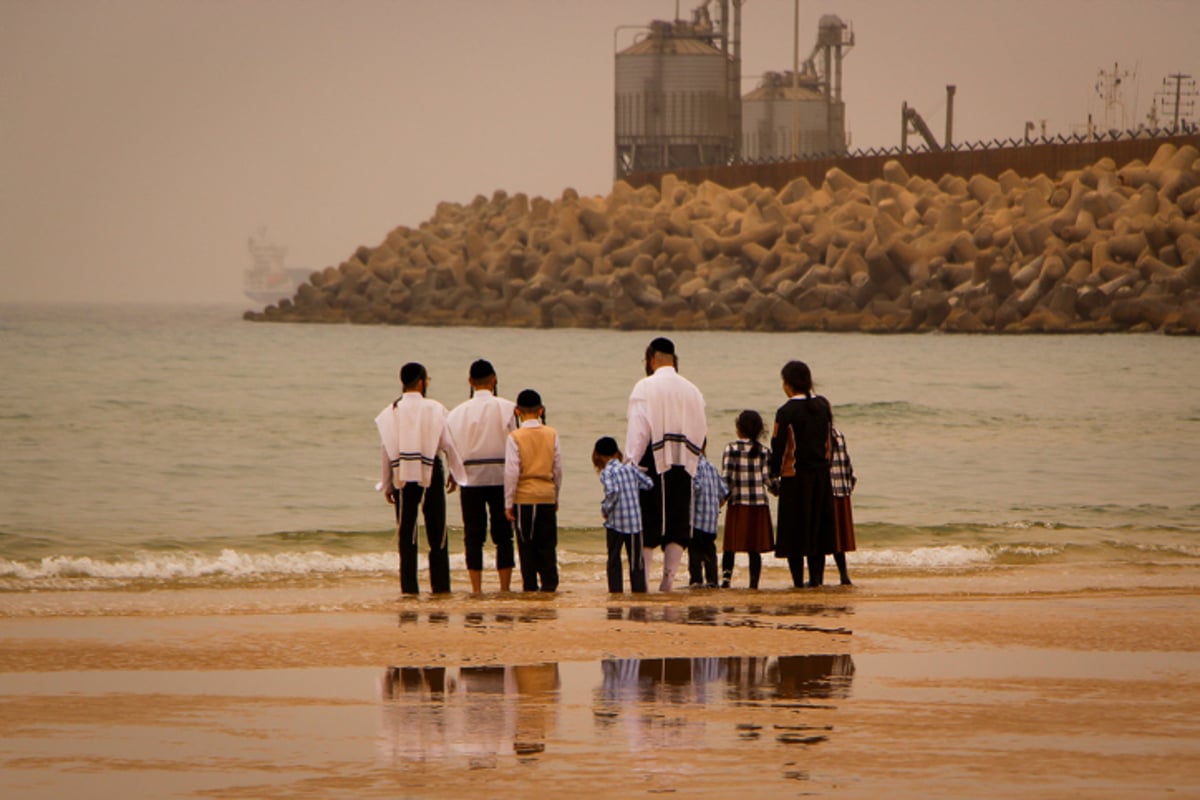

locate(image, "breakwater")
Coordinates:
245 143 1200 333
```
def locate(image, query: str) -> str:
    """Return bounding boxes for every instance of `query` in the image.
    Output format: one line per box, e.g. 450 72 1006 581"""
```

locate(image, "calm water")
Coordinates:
2 303 1198 591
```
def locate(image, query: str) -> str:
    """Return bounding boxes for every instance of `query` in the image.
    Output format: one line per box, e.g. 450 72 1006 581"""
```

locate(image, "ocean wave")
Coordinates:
0 549 396 583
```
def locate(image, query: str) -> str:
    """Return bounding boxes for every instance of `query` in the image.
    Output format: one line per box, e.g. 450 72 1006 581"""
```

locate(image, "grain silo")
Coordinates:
614 1 743 178
741 14 854 159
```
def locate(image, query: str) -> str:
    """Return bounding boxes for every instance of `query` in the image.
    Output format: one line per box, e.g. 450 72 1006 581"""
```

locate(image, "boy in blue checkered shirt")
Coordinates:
593 436 653 593
689 444 729 588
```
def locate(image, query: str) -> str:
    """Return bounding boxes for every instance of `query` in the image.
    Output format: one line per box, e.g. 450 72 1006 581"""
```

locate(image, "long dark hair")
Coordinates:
736 409 765 458
781 360 813 397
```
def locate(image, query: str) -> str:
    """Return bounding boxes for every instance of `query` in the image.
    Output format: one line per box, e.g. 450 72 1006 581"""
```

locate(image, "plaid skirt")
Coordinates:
722 504 774 553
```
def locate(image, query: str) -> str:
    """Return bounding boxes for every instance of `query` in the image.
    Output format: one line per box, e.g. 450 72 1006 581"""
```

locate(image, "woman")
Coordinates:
768 360 837 588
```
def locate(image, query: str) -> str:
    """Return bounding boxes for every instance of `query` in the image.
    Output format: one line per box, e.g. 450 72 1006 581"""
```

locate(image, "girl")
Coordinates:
829 423 857 585
720 410 776 589
768 360 837 588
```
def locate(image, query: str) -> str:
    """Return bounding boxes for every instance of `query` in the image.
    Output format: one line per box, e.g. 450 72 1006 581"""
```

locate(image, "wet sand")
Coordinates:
2 572 1200 798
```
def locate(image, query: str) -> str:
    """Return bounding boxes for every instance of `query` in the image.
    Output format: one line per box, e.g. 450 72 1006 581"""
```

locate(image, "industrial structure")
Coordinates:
741 14 854 160
614 4 853 177
613 1 743 177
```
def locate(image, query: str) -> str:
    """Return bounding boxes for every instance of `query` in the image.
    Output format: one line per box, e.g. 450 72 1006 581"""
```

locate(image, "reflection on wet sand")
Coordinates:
606 604 854 635
380 662 560 765
380 654 852 765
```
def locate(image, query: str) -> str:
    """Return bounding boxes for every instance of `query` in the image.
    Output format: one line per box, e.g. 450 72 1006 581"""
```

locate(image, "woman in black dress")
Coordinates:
768 361 837 588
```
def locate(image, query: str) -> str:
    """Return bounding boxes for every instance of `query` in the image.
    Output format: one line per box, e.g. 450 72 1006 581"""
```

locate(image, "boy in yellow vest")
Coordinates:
504 389 562 591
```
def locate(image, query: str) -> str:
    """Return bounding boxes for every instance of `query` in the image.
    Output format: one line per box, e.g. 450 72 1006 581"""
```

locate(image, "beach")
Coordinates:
3 305 1199 797
3 564 1199 799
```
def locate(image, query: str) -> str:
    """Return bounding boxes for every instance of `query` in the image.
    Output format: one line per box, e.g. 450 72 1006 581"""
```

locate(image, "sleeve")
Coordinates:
762 446 779 495
716 464 730 501
624 385 650 465
768 407 786 478
504 434 520 508
599 471 617 520
636 468 654 490
380 445 392 490
438 421 467 486
720 444 733 483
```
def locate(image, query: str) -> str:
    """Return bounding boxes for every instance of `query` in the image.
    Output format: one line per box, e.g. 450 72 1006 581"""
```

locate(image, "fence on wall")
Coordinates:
621 127 1200 191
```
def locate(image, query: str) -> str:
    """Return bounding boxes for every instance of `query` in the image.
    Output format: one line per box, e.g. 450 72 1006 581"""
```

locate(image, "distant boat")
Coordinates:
244 229 310 305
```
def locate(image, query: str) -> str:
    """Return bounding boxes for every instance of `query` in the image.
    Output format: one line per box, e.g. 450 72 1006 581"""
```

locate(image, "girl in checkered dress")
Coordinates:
719 410 776 589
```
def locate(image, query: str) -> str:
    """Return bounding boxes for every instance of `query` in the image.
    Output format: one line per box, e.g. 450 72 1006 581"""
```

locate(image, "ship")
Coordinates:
244 229 311 305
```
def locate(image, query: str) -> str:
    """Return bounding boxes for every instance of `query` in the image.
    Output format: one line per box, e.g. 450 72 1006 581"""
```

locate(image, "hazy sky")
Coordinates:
3 0 1198 304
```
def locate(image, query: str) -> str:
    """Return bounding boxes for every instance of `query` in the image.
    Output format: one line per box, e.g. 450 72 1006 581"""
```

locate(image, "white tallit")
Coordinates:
375 392 461 489
625 366 707 476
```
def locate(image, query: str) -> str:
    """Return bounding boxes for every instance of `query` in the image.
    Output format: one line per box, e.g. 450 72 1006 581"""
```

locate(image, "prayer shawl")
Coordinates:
375 392 461 489
445 390 517 487
625 366 707 476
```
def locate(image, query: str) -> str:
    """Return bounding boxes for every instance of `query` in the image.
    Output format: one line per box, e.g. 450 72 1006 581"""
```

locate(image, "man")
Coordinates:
445 359 517 593
625 337 707 592
375 362 465 594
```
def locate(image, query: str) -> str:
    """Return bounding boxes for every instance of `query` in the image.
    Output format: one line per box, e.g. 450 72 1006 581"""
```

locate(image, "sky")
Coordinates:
2 0 1198 305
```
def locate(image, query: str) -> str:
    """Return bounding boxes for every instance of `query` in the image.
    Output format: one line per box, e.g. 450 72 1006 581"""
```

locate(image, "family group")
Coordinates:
374 337 856 595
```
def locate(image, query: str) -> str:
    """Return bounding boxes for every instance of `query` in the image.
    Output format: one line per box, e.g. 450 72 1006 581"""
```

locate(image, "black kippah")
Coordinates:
649 336 675 355
469 359 495 380
594 436 618 456
516 388 542 408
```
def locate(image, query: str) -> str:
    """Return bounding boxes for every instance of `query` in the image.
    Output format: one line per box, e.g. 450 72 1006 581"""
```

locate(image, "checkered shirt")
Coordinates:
600 459 653 534
721 439 775 506
692 455 729 535
829 428 856 497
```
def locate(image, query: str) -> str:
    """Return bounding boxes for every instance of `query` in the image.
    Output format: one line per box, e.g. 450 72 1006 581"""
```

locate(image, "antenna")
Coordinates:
1094 62 1135 131
1155 72 1198 133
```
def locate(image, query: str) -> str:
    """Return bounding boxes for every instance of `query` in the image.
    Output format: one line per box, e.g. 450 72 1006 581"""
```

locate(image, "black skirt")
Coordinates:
774 471 837 559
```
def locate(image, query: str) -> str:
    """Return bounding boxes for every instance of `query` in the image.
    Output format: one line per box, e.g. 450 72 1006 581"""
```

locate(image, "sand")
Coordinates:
2 573 1199 799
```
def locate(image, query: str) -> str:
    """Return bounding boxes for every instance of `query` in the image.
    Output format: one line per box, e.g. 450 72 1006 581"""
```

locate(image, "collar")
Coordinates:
519 419 542 428
790 394 810 400
472 389 494 399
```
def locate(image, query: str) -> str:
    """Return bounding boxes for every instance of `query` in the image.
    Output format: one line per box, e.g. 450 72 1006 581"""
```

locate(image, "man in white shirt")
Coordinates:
625 337 707 592
375 362 465 594
445 359 517 593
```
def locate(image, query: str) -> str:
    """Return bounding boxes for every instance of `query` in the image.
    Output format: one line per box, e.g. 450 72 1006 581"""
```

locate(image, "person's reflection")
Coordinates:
774 654 855 700
508 663 559 756
379 666 454 762
457 666 511 767
594 654 855 749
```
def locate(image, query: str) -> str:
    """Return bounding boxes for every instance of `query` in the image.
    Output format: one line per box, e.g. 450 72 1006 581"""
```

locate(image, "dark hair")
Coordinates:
516 388 542 409
468 359 495 381
736 409 765 458
781 360 813 397
593 436 619 457
399 362 426 389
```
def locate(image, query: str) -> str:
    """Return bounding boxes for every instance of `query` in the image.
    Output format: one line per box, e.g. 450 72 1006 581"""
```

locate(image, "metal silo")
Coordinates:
741 70 830 159
741 14 854 160
614 2 743 178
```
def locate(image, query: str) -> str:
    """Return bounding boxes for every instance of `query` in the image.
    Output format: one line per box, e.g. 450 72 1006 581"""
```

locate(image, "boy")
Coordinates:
688 446 728 589
593 436 653 593
504 389 562 592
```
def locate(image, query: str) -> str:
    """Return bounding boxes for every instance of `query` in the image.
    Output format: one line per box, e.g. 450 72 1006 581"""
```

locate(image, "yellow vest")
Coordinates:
511 424 558 505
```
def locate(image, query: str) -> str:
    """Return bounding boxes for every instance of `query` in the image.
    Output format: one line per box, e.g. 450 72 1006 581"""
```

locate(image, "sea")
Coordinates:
2 303 1198 602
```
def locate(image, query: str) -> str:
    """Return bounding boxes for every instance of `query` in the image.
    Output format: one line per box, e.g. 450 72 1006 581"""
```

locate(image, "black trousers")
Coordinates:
637 449 693 549
606 528 646 593
394 459 450 594
514 503 558 592
687 533 719 587
460 485 514 571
